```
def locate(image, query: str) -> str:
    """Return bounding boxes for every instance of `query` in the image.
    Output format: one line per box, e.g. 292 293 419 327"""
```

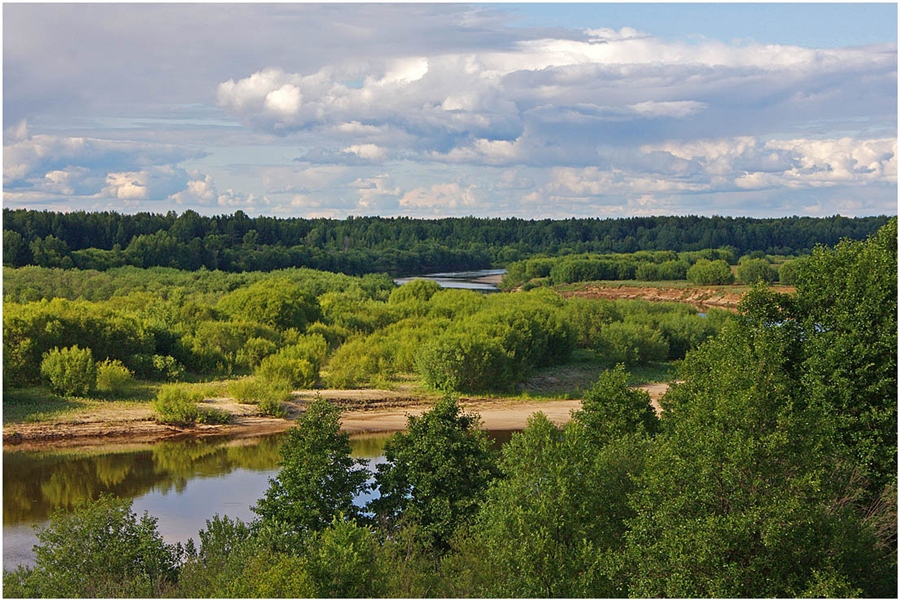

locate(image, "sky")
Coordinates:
3 2 897 220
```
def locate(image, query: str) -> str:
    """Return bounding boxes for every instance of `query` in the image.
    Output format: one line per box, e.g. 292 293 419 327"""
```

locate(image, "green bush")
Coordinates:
6 494 179 597
416 333 516 393
389 279 442 304
737 257 778 284
597 321 669 366
228 377 291 418
95 359 134 397
635 262 659 281
152 384 229 426
686 259 735 285
255 334 328 389
40 345 97 397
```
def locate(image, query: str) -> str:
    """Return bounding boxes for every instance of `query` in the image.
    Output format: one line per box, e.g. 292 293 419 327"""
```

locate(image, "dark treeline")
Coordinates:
3 208 890 276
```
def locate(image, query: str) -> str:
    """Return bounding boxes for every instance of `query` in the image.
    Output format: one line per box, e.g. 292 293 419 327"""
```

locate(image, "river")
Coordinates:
393 268 505 291
2 429 516 569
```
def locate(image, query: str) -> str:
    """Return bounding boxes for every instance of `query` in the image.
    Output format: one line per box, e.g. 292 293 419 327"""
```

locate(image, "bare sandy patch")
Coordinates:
4 383 671 449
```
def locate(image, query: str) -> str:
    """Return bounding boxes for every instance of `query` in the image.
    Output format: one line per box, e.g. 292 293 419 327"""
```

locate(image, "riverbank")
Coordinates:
2 383 668 450
559 282 796 311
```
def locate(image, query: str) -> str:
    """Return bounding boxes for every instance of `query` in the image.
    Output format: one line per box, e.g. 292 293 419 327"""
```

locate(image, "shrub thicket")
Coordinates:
40 345 96 397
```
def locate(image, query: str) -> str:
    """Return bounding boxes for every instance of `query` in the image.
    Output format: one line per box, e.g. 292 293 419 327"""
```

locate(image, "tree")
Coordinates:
737 257 778 284
4 494 180 598
452 413 644 597
795 218 897 496
623 293 894 597
369 396 499 551
574 364 659 445
217 277 321 332
254 398 370 536
687 258 735 285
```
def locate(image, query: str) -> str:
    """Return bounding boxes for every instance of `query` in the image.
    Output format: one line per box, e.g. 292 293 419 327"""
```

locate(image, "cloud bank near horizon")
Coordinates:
3 4 896 219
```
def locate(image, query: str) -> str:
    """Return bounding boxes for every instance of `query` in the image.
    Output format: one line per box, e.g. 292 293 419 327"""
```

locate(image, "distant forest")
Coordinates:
2 208 890 276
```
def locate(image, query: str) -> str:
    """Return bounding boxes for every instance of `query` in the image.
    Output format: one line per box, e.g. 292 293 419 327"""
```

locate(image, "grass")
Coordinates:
517 350 677 399
2 387 88 424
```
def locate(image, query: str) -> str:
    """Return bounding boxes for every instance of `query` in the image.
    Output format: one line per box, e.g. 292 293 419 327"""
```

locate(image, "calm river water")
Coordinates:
3 429 515 569
393 268 505 291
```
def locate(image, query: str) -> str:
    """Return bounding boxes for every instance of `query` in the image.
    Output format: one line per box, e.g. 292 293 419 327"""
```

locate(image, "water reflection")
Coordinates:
393 268 505 292
3 429 513 568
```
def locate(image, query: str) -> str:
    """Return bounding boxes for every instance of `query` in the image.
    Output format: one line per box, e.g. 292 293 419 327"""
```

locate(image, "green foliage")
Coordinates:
369 396 500 552
40 345 96 397
94 359 134 398
227 377 291 418
686 258 735 285
389 278 442 304
575 365 659 444
255 334 328 389
218 277 321 331
254 398 370 536
450 414 643 597
303 515 387 598
596 321 669 366
416 333 516 394
625 306 893 597
737 256 778 284
795 218 897 494
776 256 807 285
4 297 153 386
10 494 179 598
152 384 228 426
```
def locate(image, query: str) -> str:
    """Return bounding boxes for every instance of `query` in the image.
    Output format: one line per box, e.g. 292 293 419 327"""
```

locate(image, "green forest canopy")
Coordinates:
3 208 890 275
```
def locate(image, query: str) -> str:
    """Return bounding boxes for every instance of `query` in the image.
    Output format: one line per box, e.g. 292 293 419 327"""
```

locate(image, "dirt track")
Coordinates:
2 384 669 450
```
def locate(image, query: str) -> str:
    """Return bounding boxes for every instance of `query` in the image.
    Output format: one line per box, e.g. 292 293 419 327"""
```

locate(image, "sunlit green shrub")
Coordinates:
737 257 778 284
686 259 735 285
40 345 96 397
6 494 180 598
416 333 516 393
94 359 134 398
255 334 328 389
228 377 291 418
152 384 228 426
597 321 669 366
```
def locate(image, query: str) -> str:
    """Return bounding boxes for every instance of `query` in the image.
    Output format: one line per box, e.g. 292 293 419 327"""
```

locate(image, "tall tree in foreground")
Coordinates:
254 397 370 538
369 396 499 552
622 220 898 597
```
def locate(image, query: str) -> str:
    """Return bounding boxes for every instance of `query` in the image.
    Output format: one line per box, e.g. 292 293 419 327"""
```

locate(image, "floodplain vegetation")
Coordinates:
2 219 896 597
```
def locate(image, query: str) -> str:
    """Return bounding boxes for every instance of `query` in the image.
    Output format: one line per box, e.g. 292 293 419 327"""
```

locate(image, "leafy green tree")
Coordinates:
795 218 897 495
451 413 643 597
389 278 442 304
254 398 370 536
40 345 96 396
255 334 328 389
624 307 893 597
4 494 180 598
94 358 134 397
218 277 321 331
369 396 500 551
687 258 735 285
737 257 778 284
415 332 516 393
3 229 30 267
596 321 669 366
575 364 658 444
303 515 387 598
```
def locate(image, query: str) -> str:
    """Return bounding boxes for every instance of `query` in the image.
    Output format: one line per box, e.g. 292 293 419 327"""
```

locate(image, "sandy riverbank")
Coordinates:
2 383 668 450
